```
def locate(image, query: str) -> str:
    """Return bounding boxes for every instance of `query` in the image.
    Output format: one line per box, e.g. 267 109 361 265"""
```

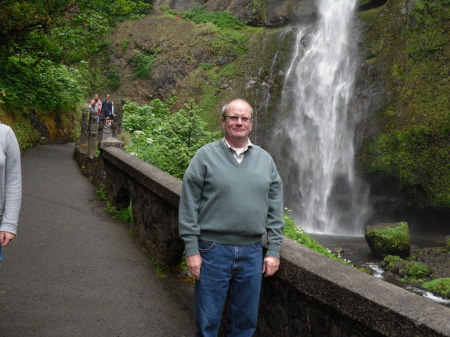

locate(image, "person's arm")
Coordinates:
179 152 206 279
0 128 22 246
263 160 284 277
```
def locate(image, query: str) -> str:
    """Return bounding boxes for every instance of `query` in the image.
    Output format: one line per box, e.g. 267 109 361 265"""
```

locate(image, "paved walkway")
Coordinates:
0 143 194 337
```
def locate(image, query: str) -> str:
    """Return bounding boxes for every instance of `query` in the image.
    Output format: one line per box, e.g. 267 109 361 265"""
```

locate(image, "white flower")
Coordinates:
147 138 153 144
134 130 145 135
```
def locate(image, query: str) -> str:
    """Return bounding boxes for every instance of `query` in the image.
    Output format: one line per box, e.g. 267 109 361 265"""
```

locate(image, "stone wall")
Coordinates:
74 145 450 337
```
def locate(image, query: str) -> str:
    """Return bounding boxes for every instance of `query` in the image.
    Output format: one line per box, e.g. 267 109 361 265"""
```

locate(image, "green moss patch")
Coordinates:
422 278 450 298
365 222 411 257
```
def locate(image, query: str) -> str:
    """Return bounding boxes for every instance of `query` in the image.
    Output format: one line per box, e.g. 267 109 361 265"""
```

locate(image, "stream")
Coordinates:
311 234 450 307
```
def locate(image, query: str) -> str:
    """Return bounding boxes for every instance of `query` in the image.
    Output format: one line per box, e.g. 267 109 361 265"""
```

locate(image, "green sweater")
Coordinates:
179 140 284 258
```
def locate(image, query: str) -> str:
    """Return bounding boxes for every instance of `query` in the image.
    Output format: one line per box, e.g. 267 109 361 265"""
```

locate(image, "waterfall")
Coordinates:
274 0 370 235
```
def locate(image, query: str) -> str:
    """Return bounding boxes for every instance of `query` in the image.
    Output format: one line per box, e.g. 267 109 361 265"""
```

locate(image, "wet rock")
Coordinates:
357 0 388 11
331 245 345 257
365 222 411 258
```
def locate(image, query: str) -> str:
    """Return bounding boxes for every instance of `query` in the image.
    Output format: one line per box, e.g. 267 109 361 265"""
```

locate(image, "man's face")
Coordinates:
221 100 253 144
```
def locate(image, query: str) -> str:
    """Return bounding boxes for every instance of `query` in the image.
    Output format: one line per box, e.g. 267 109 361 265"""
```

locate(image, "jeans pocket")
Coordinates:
198 239 215 252
250 241 263 252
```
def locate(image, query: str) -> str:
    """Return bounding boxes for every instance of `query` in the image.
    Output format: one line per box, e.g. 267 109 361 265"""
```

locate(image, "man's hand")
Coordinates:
0 232 16 247
186 254 202 280
262 256 280 277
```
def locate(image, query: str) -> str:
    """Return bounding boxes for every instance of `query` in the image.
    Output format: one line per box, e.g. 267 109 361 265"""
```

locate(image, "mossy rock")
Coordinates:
381 255 433 282
365 222 411 258
422 278 450 299
381 255 404 273
399 260 433 281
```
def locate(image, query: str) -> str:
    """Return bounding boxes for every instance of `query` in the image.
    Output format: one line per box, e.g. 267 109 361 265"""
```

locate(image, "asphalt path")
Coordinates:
0 143 193 337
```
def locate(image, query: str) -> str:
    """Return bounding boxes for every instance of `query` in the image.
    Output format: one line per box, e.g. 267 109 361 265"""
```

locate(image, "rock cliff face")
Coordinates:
152 0 388 27
153 0 317 27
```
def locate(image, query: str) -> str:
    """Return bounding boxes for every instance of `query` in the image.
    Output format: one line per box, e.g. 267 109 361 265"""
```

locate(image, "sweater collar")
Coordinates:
222 138 253 154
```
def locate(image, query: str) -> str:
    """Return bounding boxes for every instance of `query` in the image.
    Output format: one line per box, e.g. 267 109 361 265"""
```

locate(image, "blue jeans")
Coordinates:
195 240 263 337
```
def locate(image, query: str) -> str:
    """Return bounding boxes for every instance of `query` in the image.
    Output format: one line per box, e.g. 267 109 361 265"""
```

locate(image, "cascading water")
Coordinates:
273 0 370 235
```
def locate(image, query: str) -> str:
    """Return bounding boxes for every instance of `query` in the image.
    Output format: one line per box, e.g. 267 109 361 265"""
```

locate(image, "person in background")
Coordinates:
0 122 22 268
90 94 102 112
89 98 100 122
179 98 284 336
101 94 114 127
90 94 102 122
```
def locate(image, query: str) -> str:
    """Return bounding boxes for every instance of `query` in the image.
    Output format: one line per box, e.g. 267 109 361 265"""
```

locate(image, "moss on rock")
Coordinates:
357 0 450 210
365 222 411 258
422 278 450 298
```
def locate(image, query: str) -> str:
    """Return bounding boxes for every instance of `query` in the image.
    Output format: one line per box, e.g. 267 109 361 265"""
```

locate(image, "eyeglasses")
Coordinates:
223 116 253 123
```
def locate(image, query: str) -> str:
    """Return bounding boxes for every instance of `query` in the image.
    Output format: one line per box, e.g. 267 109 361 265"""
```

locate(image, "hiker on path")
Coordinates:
101 94 114 127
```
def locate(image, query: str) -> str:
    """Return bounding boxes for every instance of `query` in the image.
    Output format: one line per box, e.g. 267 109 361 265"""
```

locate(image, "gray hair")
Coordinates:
221 98 253 117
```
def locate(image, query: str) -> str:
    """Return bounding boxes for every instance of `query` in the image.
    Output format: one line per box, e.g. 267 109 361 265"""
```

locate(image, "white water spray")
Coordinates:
276 0 370 235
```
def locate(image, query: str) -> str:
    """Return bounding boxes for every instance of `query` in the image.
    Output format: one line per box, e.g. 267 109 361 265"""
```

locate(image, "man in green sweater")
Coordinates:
179 98 284 336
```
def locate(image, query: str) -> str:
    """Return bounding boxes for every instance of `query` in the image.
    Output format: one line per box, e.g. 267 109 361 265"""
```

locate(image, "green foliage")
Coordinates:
106 66 122 91
422 278 450 297
366 125 450 208
159 5 179 16
169 6 248 57
209 30 248 57
179 6 244 30
123 98 221 178
283 211 350 265
381 255 404 273
0 0 151 116
400 260 433 282
382 255 433 282
0 57 88 114
249 0 262 14
10 121 40 152
132 50 159 80
117 40 131 53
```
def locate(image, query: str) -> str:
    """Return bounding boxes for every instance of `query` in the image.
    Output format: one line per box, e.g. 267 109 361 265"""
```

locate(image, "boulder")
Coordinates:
365 222 411 258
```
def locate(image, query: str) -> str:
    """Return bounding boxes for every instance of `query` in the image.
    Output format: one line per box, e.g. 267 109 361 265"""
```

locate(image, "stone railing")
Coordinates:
74 145 450 337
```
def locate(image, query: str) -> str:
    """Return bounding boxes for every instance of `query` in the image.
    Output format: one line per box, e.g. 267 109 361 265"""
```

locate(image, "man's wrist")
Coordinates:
265 250 280 259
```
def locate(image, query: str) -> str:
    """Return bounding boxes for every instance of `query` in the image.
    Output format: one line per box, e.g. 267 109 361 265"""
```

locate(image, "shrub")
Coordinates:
400 261 433 282
132 50 159 80
123 98 221 178
180 6 244 30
